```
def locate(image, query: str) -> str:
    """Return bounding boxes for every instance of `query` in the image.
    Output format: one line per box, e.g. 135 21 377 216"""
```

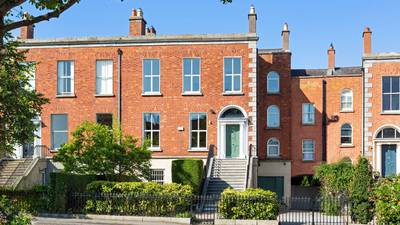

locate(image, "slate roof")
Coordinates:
291 66 362 77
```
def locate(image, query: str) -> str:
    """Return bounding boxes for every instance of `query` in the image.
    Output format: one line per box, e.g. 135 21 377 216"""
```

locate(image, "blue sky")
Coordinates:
13 0 400 69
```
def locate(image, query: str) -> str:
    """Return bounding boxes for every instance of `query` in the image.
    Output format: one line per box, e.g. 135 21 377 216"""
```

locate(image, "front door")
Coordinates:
226 124 240 158
382 144 397 177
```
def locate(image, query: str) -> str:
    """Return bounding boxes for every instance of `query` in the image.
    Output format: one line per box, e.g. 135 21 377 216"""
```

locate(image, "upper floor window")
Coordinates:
96 113 113 128
302 103 315 125
224 57 242 93
382 76 400 112
143 59 160 94
267 138 280 157
57 61 74 96
267 71 280 94
190 113 207 150
302 139 315 161
96 60 113 95
51 114 68 150
340 123 352 145
341 89 353 112
143 113 160 150
183 58 201 93
267 105 280 128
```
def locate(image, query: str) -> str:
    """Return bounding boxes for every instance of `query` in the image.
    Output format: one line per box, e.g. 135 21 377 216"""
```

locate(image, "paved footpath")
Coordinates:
33 217 183 225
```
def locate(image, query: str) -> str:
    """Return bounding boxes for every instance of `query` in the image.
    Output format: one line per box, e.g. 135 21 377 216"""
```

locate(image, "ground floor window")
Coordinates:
190 113 207 149
150 169 164 184
51 114 68 150
96 113 113 128
143 113 160 150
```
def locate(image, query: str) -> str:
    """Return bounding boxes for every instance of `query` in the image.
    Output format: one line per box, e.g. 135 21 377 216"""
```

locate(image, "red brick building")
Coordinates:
10 6 396 197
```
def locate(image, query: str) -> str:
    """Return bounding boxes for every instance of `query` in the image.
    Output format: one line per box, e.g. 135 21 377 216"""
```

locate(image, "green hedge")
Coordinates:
84 181 193 216
218 188 279 220
171 159 203 193
373 175 400 225
0 186 50 214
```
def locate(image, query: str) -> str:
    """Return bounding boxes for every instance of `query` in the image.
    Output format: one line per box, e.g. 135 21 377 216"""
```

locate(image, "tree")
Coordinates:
54 122 152 180
349 157 374 224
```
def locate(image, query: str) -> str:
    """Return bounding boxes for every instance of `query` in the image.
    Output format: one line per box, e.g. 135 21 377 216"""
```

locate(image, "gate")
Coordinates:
190 195 219 224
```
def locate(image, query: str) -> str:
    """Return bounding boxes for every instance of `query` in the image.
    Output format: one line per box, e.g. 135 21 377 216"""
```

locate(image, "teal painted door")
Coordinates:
258 176 284 199
382 144 397 177
226 125 240 158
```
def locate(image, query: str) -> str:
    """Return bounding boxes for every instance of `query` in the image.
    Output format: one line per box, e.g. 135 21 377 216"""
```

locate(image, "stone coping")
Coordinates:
215 219 279 225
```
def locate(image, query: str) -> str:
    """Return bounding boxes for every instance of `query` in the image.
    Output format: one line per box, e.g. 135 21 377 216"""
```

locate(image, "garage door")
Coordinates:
257 176 284 199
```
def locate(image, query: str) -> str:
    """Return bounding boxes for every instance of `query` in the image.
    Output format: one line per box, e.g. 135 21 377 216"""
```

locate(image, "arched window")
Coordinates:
341 89 353 111
267 138 280 157
267 105 280 128
341 123 352 145
267 71 280 94
376 127 400 139
220 108 245 119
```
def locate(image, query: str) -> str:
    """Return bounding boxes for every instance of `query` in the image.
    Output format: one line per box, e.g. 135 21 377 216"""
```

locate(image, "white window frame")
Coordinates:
143 112 160 151
150 169 164 184
382 76 400 112
302 139 315 161
267 71 280 94
302 103 315 125
340 123 353 145
183 58 201 94
223 57 242 94
341 89 353 112
96 60 113 95
189 112 207 150
57 61 74 96
267 138 280 158
51 114 68 150
143 59 161 94
267 105 280 128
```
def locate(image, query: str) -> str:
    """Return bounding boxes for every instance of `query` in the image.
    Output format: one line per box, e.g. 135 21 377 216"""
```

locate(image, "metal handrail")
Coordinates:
200 144 214 197
245 144 253 188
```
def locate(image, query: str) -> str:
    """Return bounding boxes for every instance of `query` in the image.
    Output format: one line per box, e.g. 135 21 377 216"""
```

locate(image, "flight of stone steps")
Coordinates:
0 158 34 189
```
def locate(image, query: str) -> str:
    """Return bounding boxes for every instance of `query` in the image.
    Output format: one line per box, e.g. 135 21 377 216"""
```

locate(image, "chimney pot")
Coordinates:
248 5 257 33
327 43 335 72
19 12 34 39
282 23 290 51
363 26 372 55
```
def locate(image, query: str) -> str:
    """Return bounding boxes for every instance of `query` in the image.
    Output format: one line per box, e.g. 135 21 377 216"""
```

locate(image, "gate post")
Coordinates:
311 197 315 225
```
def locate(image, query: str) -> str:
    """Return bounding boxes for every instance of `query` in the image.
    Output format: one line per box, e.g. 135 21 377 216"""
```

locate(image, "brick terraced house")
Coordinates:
1 6 398 198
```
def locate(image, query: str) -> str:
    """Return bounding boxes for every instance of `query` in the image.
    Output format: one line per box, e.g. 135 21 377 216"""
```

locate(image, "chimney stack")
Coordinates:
20 12 34 39
129 8 147 36
328 43 335 72
282 23 290 51
146 26 156 36
248 5 257 33
363 27 372 55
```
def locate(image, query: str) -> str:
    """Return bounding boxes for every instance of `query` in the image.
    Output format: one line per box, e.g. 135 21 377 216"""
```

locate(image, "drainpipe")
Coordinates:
322 80 327 162
117 49 123 131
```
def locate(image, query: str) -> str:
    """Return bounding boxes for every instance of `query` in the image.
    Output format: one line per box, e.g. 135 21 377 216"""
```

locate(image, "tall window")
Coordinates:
341 89 353 111
267 71 280 93
224 57 242 93
183 58 201 93
96 60 113 95
143 113 160 150
267 105 280 128
267 138 280 157
51 114 68 149
190 113 207 149
302 139 315 161
96 113 113 128
57 61 74 96
382 76 400 111
340 123 352 145
302 103 315 124
143 59 160 94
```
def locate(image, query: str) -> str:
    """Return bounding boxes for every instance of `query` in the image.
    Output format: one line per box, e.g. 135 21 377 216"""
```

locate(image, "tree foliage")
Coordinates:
54 122 152 180
0 36 48 155
373 175 400 225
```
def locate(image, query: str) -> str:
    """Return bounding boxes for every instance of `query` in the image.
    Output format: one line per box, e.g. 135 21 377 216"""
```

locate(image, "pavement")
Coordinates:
32 217 184 225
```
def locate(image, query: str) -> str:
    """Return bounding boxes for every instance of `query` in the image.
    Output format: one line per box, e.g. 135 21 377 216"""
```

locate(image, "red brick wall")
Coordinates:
24 43 253 157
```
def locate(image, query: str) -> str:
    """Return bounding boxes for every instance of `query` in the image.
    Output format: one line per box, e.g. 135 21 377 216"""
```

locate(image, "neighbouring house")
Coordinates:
2 6 398 197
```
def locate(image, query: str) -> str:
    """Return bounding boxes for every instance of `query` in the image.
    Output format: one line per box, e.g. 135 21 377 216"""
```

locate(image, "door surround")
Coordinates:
373 125 400 177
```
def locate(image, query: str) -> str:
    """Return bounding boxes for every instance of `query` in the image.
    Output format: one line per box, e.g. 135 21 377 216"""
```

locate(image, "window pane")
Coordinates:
96 114 113 128
193 76 200 92
383 94 391 111
152 132 160 147
233 58 241 74
144 114 152 130
183 59 191 75
152 76 160 92
183 76 191 92
224 75 232 91
152 114 160 130
341 137 351 144
143 60 151 75
191 132 198 148
383 77 391 93
199 113 207 130
224 58 232 74
191 114 198 130
393 94 400 110
52 115 67 130
392 77 400 92
145 131 151 142
152 60 160 75
383 128 395 138
144 77 151 92
233 75 240 91
199 132 207 147
192 58 200 74
53 132 68 149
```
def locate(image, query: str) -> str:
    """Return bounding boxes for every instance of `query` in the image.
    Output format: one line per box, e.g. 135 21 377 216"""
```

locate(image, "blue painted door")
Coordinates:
382 144 397 177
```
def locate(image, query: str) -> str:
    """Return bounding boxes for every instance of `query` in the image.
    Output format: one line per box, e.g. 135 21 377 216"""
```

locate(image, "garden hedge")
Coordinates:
373 175 400 225
84 181 193 216
218 188 279 220
171 159 204 193
0 186 49 214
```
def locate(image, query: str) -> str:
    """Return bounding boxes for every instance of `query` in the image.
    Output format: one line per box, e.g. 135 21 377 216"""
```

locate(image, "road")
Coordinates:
32 217 184 225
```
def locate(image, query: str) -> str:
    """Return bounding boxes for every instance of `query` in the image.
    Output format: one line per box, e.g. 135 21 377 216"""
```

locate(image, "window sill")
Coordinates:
49 149 58 153
149 147 162 152
340 110 354 113
142 93 163 97
266 127 280 130
340 144 354 148
302 123 315 126
302 160 316 163
381 111 400 115
222 92 244 96
188 148 208 152
182 92 203 96
267 156 280 159
56 94 76 98
266 92 280 95
95 94 115 97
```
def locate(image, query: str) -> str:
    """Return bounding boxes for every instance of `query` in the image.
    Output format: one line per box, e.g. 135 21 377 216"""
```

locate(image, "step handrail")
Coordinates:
200 144 215 197
245 144 253 188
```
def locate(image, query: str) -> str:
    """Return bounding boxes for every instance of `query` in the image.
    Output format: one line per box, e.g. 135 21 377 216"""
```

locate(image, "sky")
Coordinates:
12 0 400 69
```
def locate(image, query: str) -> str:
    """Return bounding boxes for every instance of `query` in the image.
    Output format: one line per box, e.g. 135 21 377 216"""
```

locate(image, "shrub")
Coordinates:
171 159 203 194
84 181 194 216
218 188 279 220
0 188 49 214
0 195 31 225
373 175 400 225
349 157 374 224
